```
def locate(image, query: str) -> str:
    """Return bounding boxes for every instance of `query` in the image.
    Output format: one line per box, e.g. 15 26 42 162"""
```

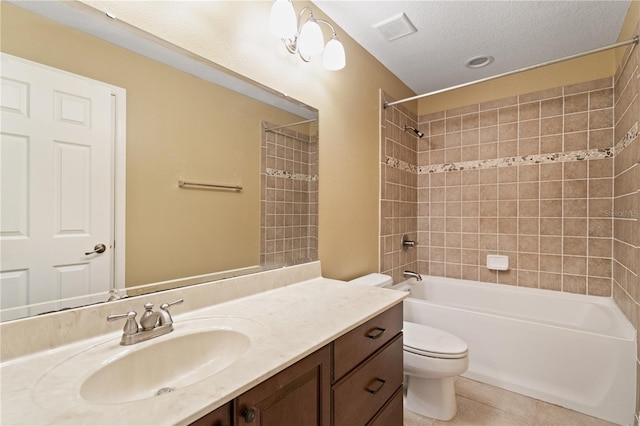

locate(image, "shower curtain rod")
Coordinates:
264 118 317 132
384 35 639 108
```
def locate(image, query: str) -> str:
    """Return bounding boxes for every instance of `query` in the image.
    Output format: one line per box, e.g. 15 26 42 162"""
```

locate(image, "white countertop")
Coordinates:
0 277 406 425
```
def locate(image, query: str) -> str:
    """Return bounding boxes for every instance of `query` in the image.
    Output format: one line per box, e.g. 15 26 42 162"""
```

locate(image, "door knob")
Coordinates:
85 243 107 255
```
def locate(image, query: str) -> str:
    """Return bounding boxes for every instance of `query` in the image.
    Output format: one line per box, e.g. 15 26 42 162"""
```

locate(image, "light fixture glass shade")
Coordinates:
270 0 297 39
298 17 324 57
322 35 346 70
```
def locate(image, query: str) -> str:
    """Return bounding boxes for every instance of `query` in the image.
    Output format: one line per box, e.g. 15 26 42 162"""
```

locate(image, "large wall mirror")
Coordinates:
0 1 318 321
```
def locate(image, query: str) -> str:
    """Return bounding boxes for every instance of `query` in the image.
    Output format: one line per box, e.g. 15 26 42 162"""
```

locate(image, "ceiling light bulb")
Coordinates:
270 0 297 39
322 35 345 70
298 17 324 57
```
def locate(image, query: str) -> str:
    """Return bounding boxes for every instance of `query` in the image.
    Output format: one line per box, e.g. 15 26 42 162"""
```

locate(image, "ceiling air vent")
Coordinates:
372 13 418 42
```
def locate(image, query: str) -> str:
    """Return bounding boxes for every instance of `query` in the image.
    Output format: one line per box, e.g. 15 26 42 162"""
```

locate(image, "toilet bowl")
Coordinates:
349 273 469 421
403 321 468 420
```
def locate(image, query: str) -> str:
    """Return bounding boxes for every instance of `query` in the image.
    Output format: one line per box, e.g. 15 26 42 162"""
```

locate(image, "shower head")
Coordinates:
404 125 425 138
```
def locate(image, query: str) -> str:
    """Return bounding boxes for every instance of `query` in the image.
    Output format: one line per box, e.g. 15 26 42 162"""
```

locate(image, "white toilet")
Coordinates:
349 273 469 421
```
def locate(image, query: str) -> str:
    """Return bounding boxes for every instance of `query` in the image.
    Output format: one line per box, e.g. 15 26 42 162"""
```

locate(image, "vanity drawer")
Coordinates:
368 387 403 426
333 302 402 381
332 334 403 426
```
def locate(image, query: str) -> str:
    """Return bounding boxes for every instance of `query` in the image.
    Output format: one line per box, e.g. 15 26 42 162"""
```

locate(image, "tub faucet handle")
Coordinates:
401 234 416 250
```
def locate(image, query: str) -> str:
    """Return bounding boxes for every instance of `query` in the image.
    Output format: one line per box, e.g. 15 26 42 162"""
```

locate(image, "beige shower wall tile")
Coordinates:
540 218 562 237
446 116 462 133
588 159 613 179
541 97 563 117
540 134 563 153
479 125 498 143
589 257 612 278
564 132 588 151
541 116 563 136
520 87 563 103
564 160 588 179
565 93 589 113
564 77 612 94
540 180 562 199
590 88 613 110
588 277 612 296
563 274 587 294
499 123 518 140
589 109 613 130
480 96 518 111
565 112 588 133
519 101 540 120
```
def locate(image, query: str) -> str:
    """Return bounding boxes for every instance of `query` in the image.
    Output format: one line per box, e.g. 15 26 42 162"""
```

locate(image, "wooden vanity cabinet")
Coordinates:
189 303 403 426
332 303 403 426
190 402 232 426
190 346 330 426
235 345 331 426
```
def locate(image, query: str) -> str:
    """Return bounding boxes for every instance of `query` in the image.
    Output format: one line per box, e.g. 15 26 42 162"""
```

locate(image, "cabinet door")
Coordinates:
236 345 331 426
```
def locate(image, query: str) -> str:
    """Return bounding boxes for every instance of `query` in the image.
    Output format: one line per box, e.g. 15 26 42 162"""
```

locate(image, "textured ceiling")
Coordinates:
312 1 632 95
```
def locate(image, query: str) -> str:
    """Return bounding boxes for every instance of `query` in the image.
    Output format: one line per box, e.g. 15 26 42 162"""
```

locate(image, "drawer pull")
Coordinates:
366 327 386 339
365 378 386 394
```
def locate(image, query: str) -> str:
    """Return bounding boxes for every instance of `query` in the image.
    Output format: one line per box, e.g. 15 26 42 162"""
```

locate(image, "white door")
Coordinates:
1 53 120 320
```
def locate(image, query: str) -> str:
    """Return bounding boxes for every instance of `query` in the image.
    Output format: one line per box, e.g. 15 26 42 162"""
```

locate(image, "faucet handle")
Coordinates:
140 303 160 330
107 311 139 335
159 299 184 325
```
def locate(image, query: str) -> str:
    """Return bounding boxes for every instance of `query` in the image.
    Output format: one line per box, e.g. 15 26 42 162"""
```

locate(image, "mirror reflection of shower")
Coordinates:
264 118 317 135
261 118 319 269
404 125 424 138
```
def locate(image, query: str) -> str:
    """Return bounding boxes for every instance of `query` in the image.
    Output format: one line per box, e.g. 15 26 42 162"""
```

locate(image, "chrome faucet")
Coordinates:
403 270 422 281
107 299 183 345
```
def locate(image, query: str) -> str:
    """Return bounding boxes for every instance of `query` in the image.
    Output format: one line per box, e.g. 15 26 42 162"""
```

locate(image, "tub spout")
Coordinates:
404 270 422 281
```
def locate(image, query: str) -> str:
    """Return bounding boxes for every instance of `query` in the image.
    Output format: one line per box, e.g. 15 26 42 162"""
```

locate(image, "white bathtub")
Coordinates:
398 276 636 425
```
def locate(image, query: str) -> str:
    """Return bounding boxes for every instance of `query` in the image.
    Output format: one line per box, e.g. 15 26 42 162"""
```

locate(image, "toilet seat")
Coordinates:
403 321 468 359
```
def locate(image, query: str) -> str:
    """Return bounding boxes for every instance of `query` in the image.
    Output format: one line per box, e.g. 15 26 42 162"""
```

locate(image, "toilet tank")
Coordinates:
349 273 393 287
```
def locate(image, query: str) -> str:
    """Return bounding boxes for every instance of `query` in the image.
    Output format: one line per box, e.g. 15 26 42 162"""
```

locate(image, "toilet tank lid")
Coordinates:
349 273 393 287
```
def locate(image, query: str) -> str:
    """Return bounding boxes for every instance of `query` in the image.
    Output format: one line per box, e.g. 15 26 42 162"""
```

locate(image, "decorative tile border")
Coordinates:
418 148 613 174
266 168 318 182
384 157 417 173
383 134 638 174
614 122 638 155
382 125 638 175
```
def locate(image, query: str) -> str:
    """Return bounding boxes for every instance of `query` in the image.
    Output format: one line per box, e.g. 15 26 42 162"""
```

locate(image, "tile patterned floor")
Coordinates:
403 377 618 426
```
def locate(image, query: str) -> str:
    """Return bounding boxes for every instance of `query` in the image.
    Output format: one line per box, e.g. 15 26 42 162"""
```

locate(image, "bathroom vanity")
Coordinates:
0 262 406 425
192 303 403 426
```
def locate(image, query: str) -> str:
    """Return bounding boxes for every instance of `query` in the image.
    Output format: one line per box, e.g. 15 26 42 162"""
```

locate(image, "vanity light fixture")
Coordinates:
270 0 346 71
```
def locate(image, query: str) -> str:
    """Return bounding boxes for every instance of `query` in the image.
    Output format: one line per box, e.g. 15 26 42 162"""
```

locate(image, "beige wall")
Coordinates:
1 2 310 286
68 0 416 281
417 43 616 116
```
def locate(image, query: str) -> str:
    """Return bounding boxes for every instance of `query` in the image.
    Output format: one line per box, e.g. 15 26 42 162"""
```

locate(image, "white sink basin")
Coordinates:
32 317 263 409
80 328 249 404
